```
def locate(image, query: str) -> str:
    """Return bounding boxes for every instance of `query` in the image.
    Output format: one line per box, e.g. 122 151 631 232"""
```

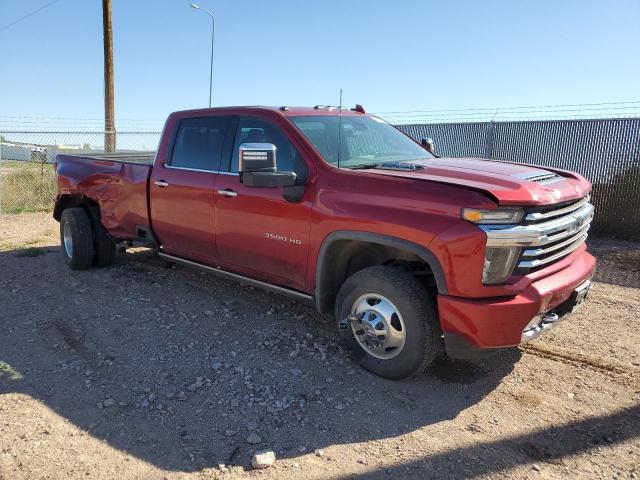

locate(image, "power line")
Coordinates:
374 100 640 115
0 0 64 33
379 106 640 120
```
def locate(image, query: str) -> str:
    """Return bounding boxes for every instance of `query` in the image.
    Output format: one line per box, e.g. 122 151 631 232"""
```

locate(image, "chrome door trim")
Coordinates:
162 165 239 176
163 165 218 174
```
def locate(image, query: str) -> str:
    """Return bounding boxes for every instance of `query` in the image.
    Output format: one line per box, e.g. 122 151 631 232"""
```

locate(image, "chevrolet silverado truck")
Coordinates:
53 106 595 379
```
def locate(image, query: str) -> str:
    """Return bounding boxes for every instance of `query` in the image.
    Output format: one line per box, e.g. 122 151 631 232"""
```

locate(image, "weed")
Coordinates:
0 361 23 380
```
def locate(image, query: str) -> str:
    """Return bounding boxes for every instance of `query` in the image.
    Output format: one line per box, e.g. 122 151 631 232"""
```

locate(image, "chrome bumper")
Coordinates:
520 279 591 342
521 312 561 342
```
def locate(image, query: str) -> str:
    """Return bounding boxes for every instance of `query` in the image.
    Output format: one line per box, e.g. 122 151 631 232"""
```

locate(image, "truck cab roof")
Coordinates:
169 105 369 118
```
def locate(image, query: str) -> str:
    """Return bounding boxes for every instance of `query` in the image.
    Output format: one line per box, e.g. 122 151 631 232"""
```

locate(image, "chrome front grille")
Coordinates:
517 196 593 270
481 195 594 273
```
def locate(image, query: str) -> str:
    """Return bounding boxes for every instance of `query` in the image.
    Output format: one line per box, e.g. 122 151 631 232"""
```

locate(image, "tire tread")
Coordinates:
335 266 441 379
60 208 94 270
91 215 116 267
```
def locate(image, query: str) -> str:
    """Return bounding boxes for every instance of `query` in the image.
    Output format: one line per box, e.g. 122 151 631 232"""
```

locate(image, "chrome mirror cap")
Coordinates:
239 143 277 173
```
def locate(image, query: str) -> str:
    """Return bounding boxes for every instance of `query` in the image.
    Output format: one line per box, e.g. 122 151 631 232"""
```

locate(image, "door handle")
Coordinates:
154 180 169 188
217 189 238 198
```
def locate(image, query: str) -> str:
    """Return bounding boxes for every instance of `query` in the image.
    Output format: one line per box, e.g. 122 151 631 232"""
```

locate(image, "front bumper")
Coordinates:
438 247 596 357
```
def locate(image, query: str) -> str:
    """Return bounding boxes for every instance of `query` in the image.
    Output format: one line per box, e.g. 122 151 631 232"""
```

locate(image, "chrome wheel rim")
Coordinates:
350 293 406 360
63 222 73 258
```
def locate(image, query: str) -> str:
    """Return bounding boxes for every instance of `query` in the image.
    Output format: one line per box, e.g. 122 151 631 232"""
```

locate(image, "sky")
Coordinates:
1 0 639 128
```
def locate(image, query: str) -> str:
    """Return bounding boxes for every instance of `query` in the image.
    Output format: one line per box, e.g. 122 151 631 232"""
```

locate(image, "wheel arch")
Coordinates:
314 231 448 314
53 193 99 221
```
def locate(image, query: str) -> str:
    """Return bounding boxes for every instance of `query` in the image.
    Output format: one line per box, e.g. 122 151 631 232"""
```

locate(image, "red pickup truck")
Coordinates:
54 106 595 379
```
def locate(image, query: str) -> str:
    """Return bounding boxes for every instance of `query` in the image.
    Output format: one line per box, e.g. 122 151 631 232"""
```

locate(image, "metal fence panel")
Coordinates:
399 122 493 158
398 118 640 239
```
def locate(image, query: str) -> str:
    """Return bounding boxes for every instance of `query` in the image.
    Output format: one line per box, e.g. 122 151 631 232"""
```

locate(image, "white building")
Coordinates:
0 141 90 163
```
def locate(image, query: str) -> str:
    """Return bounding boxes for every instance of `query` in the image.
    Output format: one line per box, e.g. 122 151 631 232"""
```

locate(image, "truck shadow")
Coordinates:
337 403 640 479
1 245 521 473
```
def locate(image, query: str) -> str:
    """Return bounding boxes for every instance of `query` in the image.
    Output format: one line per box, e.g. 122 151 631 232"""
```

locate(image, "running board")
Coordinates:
158 252 315 305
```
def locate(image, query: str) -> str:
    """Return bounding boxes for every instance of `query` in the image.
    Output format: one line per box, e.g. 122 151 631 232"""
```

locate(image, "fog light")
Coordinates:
482 247 520 284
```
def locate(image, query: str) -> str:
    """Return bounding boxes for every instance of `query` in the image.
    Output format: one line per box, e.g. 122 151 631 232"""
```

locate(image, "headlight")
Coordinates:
482 247 520 284
461 207 523 224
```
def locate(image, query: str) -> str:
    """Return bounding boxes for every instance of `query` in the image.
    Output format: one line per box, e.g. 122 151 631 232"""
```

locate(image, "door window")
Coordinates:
229 117 308 183
169 116 230 171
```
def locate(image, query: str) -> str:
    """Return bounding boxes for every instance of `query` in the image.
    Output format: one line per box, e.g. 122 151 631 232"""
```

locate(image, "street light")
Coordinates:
190 3 215 108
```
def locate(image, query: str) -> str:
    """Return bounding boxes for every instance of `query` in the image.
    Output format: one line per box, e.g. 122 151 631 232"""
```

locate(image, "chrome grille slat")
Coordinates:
525 195 591 222
518 235 588 269
540 218 592 245
522 229 589 257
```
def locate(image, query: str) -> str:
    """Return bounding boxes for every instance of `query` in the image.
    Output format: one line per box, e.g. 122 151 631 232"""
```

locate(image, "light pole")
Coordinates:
190 3 215 108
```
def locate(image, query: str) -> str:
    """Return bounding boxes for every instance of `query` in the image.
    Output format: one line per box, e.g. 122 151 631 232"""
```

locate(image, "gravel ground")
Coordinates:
1 213 639 480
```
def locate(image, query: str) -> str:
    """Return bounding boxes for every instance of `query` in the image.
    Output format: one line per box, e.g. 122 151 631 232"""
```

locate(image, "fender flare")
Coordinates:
314 230 448 313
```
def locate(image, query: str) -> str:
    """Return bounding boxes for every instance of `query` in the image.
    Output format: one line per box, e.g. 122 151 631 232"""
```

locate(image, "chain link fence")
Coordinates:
2 117 639 239
0 130 160 214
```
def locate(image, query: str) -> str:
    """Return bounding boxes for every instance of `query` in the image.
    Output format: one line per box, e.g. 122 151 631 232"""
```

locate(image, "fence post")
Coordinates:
105 128 116 152
0 132 2 214
486 121 495 159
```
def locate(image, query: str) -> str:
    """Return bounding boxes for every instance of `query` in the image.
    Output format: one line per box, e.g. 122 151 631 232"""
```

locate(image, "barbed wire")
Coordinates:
374 100 640 115
2 100 640 129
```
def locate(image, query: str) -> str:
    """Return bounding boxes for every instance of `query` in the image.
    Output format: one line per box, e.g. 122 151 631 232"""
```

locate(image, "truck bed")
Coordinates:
55 153 154 239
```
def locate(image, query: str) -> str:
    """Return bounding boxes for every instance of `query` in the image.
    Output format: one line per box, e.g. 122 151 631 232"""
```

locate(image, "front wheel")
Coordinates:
335 266 441 379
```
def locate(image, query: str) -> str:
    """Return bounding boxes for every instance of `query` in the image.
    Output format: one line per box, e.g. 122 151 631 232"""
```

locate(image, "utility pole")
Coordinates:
102 0 115 152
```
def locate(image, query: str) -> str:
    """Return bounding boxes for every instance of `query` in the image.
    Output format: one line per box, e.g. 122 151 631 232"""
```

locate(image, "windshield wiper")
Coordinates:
344 163 379 169
345 162 425 171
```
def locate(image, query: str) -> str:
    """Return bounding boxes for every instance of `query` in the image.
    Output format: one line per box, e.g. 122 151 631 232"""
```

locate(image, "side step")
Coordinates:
158 252 315 305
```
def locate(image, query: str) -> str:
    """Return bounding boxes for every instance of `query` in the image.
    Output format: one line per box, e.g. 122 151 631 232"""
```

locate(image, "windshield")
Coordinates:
290 115 433 168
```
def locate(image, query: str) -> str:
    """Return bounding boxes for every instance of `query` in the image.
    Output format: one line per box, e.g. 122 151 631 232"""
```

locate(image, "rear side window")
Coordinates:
169 116 229 171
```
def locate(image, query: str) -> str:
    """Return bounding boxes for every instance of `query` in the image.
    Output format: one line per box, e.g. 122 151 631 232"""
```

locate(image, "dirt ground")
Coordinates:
1 212 639 480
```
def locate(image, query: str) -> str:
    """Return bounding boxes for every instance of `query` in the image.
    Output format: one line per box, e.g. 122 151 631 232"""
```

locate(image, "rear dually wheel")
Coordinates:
60 208 94 270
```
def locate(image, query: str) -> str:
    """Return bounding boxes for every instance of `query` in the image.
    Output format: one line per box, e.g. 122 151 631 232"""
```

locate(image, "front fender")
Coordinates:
314 230 448 313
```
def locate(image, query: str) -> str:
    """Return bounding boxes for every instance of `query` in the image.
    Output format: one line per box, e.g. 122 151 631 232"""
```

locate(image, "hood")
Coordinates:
362 157 591 206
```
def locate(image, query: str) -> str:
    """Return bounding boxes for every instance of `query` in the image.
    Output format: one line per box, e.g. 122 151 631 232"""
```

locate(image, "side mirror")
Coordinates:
239 143 296 188
421 137 435 154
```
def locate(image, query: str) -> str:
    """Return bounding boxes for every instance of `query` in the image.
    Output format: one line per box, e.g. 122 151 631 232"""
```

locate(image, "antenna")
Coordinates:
337 88 343 169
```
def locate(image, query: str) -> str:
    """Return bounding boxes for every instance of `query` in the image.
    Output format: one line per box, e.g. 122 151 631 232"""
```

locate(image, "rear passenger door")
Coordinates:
150 115 233 264
213 116 312 290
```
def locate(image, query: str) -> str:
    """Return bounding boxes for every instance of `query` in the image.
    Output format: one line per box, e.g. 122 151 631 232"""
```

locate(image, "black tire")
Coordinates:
335 266 441 379
91 215 116 267
60 208 94 270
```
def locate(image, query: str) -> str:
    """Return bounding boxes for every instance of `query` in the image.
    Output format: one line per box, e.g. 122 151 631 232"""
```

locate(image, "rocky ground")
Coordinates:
0 213 639 480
